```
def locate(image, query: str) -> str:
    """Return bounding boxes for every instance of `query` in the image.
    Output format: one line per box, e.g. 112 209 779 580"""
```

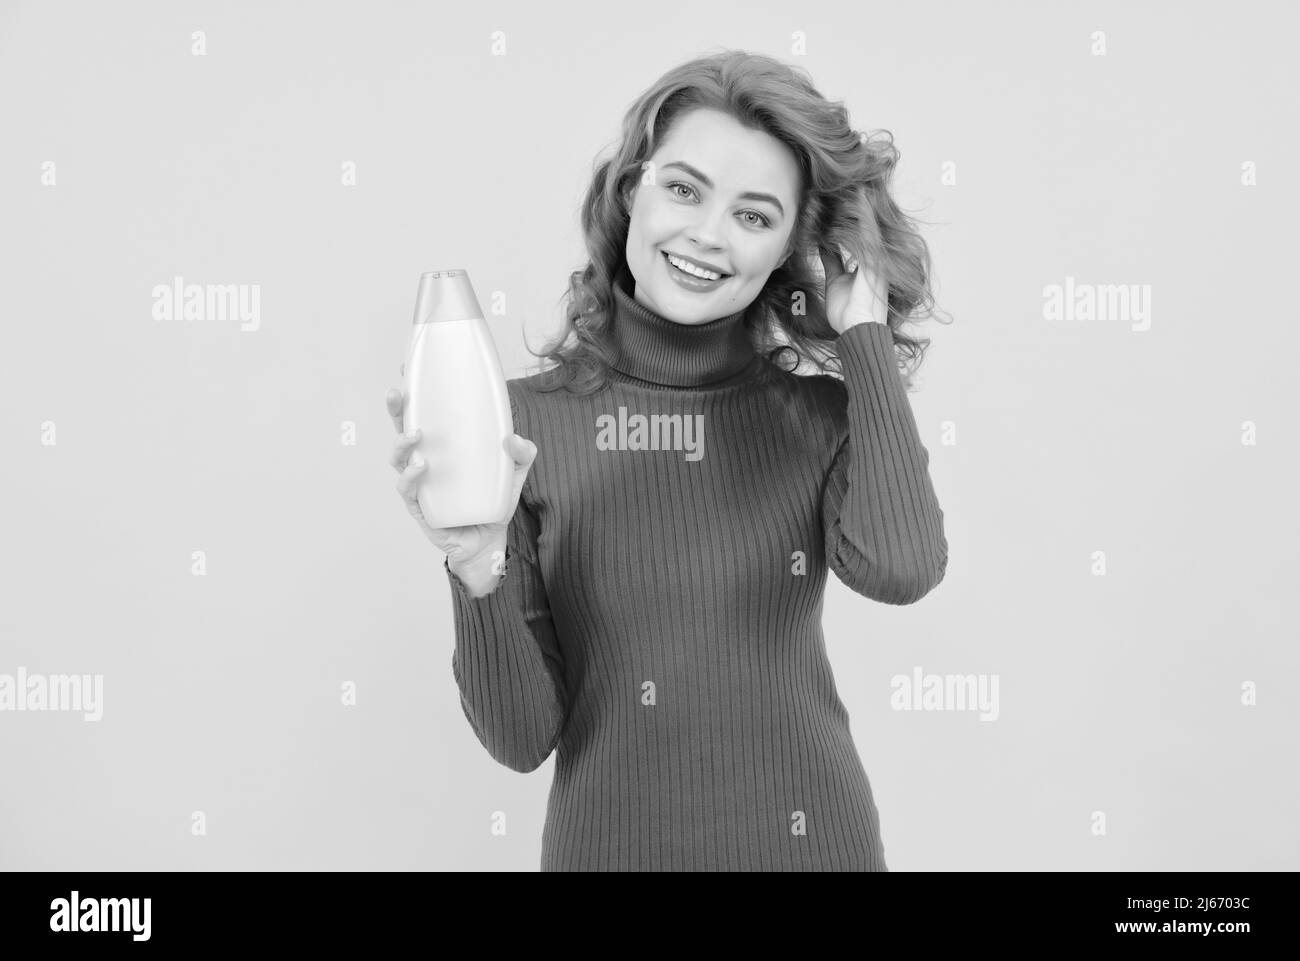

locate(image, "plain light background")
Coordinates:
2 0 1297 871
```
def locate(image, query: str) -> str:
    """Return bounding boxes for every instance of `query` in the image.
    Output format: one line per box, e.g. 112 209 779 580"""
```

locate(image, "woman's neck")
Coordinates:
608 264 757 388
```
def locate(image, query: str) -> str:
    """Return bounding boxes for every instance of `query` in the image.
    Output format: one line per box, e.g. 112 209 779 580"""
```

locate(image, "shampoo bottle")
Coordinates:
402 269 514 528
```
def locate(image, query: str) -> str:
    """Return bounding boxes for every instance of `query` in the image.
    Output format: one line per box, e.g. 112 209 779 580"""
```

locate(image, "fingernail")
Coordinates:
410 455 422 468
405 429 418 439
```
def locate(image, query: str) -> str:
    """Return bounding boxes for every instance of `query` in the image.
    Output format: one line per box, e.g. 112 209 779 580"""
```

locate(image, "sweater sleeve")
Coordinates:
445 480 568 774
820 322 948 605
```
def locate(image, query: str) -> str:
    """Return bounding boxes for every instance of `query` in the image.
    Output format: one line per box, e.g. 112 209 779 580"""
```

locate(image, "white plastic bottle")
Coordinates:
402 269 514 528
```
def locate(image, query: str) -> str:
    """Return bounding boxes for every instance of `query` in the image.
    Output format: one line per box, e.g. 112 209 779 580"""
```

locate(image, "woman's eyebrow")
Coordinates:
661 160 785 217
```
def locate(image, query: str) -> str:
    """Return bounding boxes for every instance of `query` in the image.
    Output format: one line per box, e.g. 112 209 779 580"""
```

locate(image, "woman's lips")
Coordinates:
662 251 729 289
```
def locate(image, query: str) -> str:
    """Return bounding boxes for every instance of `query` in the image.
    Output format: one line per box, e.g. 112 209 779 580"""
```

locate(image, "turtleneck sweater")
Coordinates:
443 264 948 871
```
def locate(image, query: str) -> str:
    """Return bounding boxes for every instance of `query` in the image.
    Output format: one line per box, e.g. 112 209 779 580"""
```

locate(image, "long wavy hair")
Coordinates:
526 48 950 396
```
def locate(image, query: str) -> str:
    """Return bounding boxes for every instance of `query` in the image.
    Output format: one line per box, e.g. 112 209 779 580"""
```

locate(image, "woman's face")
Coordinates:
625 107 802 325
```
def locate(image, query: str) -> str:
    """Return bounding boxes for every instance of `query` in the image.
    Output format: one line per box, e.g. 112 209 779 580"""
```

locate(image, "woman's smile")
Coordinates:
661 250 731 291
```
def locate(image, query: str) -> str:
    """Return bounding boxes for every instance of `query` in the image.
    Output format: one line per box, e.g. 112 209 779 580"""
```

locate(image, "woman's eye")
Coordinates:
666 182 770 228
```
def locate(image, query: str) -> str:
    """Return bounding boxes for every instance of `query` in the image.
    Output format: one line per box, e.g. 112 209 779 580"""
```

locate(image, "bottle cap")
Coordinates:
413 269 485 325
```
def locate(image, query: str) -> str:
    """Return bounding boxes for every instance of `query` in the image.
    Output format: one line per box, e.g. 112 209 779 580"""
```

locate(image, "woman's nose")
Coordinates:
684 210 726 249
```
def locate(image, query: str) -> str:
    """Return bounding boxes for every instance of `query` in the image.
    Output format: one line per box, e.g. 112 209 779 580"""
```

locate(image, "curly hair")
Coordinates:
525 47 950 396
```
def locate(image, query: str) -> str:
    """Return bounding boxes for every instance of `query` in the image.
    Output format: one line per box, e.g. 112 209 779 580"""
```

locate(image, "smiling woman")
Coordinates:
530 49 947 394
621 109 803 321
429 48 951 873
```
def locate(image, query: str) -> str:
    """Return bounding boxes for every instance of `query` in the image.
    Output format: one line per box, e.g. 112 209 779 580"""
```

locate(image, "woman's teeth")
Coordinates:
665 252 726 281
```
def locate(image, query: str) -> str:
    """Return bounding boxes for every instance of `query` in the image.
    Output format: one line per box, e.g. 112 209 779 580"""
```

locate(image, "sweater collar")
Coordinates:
608 263 757 388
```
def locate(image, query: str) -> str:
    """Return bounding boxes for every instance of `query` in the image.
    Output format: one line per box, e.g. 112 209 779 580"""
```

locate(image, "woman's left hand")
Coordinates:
819 245 889 334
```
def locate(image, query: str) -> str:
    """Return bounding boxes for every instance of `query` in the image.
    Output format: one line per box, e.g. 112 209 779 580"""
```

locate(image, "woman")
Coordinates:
386 49 948 871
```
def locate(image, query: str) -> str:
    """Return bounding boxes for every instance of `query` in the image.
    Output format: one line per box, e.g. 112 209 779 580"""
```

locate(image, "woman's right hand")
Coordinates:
386 386 538 569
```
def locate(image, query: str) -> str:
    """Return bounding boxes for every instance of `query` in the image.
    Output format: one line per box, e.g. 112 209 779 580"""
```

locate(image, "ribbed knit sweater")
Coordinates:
444 265 947 871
